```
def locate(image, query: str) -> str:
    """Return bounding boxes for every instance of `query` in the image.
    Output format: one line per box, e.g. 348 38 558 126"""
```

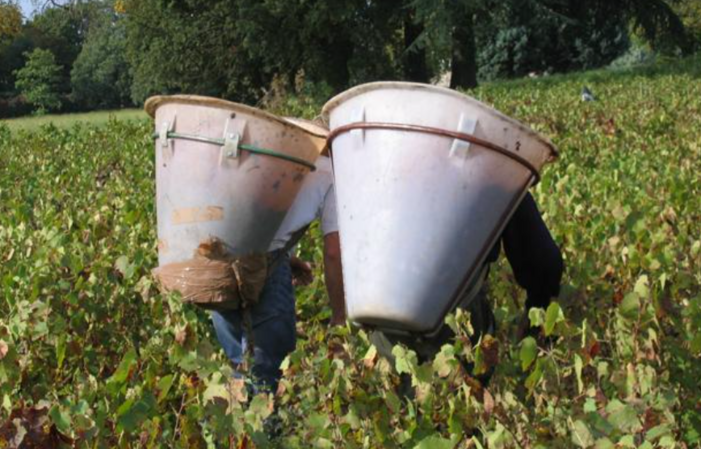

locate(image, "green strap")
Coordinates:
152 131 316 171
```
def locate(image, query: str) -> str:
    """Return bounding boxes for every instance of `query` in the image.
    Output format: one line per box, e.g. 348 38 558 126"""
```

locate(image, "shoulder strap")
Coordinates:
268 224 311 273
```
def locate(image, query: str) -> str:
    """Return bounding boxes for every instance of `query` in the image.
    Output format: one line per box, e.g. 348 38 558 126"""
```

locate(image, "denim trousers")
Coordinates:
210 252 296 391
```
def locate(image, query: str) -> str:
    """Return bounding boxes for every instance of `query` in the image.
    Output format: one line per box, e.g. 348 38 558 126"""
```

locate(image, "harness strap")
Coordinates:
327 121 541 184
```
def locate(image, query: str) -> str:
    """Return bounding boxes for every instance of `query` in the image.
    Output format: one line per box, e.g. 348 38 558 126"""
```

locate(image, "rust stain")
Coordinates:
172 206 224 225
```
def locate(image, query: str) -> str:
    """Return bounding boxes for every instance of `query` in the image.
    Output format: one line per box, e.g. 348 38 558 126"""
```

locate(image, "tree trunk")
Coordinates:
450 10 478 90
404 12 430 83
322 36 353 92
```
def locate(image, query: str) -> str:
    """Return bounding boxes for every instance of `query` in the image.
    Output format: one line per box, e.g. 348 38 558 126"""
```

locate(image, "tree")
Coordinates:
407 0 480 89
474 0 629 81
0 2 22 42
541 0 689 54
233 0 391 92
450 4 478 89
124 0 402 102
400 4 431 83
680 0 701 50
27 2 105 99
70 7 132 109
412 0 688 88
1 2 25 93
14 47 63 114
120 0 692 105
124 0 267 104
235 0 444 90
664 0 701 52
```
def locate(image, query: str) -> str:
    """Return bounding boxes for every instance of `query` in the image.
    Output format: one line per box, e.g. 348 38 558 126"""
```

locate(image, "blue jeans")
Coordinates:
210 252 296 390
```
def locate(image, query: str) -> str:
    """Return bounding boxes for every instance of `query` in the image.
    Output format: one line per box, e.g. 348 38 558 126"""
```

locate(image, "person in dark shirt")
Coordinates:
485 191 564 336
452 190 563 341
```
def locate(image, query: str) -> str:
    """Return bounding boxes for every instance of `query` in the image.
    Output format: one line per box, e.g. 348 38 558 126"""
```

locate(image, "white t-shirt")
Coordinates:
269 156 338 251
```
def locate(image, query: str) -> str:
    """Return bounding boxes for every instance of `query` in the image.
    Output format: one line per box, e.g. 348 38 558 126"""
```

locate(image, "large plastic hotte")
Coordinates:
322 82 558 335
145 96 325 300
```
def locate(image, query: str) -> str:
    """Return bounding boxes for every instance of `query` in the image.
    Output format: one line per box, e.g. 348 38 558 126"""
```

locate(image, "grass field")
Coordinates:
1 58 700 448
0 108 147 132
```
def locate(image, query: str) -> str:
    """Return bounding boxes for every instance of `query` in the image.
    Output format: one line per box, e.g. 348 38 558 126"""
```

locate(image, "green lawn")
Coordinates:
0 108 148 132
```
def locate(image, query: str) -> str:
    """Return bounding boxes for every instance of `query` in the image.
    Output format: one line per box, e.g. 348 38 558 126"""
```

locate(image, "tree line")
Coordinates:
0 0 699 117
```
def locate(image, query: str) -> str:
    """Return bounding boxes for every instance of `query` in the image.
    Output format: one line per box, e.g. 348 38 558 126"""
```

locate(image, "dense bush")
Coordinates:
70 17 132 109
13 48 63 114
476 1 630 81
0 95 33 119
608 44 658 70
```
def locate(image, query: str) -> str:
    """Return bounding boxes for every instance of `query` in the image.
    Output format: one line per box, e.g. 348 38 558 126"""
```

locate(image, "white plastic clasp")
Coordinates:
159 122 169 148
220 117 246 165
350 105 365 144
160 115 176 161
449 113 477 159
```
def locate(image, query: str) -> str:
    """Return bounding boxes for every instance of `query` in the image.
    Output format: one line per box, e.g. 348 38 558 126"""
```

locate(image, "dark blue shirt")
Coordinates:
485 192 564 310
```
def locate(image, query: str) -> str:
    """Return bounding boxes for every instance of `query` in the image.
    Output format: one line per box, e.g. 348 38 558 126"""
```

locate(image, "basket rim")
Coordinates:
144 95 328 139
321 81 558 160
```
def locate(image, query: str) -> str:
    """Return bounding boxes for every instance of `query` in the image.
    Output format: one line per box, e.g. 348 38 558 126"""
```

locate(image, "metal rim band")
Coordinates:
152 131 317 171
327 122 541 183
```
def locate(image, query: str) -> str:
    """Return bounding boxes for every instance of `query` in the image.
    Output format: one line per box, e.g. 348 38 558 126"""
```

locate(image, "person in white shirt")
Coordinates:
210 124 344 391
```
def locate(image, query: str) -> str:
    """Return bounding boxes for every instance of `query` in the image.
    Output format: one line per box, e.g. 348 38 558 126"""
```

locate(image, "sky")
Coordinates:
17 0 38 19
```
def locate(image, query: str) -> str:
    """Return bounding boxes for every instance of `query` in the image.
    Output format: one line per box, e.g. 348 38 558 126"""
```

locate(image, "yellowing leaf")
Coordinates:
574 354 584 394
619 293 640 320
571 419 595 448
0 340 8 360
414 434 457 449
544 302 564 336
157 375 175 403
363 345 378 369
49 405 71 434
634 275 650 298
528 307 545 327
520 337 538 371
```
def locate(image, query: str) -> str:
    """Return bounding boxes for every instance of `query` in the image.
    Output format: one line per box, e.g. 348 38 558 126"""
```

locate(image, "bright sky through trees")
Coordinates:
17 0 36 18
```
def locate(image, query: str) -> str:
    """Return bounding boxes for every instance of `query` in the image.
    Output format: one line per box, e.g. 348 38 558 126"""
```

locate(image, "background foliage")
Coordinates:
1 56 700 448
13 47 63 114
69 5 130 110
1 0 699 116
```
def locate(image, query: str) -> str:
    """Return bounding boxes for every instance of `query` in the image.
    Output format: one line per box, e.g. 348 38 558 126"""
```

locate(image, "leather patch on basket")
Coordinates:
153 238 267 311
172 206 224 224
